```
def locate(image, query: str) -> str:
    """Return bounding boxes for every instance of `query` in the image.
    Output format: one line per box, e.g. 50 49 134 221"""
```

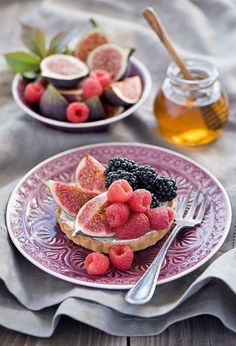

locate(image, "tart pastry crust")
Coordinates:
56 200 175 253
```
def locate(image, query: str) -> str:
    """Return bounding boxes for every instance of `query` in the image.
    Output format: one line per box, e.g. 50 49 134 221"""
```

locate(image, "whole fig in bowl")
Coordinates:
40 84 68 121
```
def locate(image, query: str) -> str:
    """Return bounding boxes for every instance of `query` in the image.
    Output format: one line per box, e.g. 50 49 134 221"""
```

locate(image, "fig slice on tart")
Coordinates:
44 179 97 217
75 154 106 193
75 192 115 237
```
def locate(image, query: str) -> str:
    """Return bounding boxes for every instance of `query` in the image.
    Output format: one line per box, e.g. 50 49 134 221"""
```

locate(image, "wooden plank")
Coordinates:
0 317 127 346
1 312 236 346
130 316 236 346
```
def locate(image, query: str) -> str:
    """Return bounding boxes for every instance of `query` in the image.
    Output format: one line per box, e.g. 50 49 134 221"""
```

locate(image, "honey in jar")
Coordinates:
154 59 229 147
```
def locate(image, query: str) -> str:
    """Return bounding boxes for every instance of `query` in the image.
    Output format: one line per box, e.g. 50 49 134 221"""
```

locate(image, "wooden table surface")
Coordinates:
1 315 236 346
1 0 236 344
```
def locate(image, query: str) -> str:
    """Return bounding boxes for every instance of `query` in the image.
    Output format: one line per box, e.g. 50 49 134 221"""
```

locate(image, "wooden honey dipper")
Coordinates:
143 7 227 131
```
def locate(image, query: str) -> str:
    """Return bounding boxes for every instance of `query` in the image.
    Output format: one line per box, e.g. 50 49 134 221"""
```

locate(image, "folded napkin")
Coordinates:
1 0 236 338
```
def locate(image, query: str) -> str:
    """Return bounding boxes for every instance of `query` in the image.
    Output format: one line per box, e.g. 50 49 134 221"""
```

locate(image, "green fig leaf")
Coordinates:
4 51 40 73
21 23 46 58
62 47 73 55
47 27 79 55
89 18 98 27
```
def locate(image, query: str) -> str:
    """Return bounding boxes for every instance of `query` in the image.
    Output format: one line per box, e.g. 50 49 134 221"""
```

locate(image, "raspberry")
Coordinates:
24 82 45 104
114 213 150 240
82 76 103 99
107 179 133 203
105 202 130 228
146 206 173 230
109 245 134 271
66 102 90 123
128 189 152 213
84 252 110 276
90 69 112 89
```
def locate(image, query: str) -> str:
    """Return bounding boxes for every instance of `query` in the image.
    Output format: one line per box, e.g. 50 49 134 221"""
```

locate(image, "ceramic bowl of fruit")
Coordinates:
7 21 151 132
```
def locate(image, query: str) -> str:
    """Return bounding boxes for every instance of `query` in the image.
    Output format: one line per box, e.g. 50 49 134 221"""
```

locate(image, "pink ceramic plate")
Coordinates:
6 143 231 289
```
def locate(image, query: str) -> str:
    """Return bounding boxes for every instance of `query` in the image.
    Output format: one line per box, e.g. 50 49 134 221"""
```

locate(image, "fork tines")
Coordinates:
177 188 208 223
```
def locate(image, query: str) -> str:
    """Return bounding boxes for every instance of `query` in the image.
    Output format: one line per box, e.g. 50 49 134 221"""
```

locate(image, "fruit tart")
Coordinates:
45 154 177 254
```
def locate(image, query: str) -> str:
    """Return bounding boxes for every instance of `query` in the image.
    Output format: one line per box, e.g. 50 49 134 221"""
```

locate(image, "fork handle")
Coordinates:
125 224 182 305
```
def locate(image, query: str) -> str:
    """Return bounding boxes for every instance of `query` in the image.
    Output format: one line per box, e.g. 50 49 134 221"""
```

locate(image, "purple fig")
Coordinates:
85 96 105 122
40 84 68 121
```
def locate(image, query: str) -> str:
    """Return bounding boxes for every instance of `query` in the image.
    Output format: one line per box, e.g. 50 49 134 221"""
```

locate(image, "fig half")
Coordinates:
74 19 109 62
104 76 142 106
87 43 134 81
40 54 89 88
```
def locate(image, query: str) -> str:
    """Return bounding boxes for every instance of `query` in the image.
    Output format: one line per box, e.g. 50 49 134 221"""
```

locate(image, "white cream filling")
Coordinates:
59 210 159 243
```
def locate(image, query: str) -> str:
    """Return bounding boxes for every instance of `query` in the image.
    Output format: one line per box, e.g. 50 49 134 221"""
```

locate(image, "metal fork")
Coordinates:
125 188 208 305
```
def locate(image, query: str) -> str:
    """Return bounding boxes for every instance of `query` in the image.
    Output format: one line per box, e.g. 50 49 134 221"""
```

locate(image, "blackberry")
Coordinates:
105 157 138 175
134 165 158 190
105 170 139 190
150 194 160 208
152 176 177 202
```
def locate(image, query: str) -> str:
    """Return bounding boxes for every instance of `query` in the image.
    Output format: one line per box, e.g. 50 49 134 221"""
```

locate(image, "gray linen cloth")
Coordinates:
0 0 236 337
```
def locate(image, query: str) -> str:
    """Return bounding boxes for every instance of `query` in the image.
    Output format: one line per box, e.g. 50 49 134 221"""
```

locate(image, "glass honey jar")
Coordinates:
154 59 229 147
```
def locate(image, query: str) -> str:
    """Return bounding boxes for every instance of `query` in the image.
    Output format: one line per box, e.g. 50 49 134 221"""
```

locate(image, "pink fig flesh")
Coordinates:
75 154 106 193
45 180 97 217
75 192 115 237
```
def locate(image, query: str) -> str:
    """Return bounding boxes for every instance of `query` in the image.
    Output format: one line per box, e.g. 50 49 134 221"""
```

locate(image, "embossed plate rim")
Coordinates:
6 142 232 289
